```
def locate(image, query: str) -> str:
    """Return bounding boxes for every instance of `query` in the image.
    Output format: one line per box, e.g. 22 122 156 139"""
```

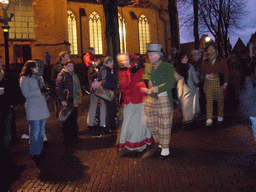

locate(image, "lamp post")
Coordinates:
0 0 14 73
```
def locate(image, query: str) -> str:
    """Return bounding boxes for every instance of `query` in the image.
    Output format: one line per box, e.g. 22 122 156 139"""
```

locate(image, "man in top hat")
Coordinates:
141 43 176 159
201 41 230 126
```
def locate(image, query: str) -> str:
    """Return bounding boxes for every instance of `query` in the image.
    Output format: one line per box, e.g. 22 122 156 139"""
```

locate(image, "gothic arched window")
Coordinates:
118 13 126 53
67 10 78 55
89 12 103 55
138 14 150 54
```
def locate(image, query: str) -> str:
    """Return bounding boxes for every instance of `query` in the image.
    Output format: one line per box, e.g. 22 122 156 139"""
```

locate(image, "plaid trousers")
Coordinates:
204 79 224 119
144 96 173 148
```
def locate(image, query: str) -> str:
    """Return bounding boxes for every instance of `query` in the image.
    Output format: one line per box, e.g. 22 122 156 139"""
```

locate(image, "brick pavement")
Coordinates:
3 93 256 192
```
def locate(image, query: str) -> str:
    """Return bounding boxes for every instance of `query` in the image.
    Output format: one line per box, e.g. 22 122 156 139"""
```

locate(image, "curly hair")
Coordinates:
20 60 37 77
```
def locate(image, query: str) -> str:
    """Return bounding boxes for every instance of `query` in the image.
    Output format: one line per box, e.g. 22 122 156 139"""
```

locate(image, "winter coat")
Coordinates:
97 66 118 90
20 76 50 121
0 72 19 113
56 69 75 103
118 67 146 106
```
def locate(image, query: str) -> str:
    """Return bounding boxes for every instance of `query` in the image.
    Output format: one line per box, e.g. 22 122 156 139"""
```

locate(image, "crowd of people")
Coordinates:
1 41 256 162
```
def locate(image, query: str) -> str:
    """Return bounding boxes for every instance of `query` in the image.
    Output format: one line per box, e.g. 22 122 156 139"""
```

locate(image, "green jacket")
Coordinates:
149 61 176 108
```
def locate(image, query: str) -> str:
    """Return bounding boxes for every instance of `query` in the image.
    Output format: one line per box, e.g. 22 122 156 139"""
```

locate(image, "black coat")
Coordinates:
0 73 19 113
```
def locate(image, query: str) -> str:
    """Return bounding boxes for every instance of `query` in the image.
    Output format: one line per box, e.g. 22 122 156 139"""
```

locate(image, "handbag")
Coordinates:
95 81 115 102
58 104 74 124
58 89 74 125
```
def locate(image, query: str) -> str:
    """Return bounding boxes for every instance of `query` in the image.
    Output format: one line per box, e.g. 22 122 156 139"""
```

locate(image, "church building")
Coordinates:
0 0 172 65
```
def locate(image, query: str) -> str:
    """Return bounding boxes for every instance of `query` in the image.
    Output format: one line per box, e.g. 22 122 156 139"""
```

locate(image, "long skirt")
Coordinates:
119 102 152 151
179 88 200 122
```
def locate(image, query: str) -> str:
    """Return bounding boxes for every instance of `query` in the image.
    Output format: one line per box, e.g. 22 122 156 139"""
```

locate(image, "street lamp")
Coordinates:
205 36 211 42
0 0 14 73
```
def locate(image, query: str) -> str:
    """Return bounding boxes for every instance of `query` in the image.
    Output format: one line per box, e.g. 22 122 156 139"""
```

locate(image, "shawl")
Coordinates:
32 73 46 91
63 68 82 107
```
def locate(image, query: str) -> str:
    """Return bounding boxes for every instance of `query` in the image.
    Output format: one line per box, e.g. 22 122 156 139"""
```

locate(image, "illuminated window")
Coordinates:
8 0 34 39
89 12 103 55
118 13 126 53
138 14 150 54
67 10 78 55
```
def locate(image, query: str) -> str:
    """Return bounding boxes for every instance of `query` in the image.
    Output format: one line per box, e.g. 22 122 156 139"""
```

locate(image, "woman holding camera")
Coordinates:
20 60 50 161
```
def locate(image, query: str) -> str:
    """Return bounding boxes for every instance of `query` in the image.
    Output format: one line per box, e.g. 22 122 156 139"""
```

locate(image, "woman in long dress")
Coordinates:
175 52 200 127
118 53 152 152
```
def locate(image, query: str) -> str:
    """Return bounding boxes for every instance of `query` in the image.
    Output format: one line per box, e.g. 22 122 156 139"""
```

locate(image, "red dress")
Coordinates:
118 67 146 107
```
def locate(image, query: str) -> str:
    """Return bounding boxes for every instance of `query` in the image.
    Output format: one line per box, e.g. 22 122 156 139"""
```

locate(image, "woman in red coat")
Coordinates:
118 53 152 152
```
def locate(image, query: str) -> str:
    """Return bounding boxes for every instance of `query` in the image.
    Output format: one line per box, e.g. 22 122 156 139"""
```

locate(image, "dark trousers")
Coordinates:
62 107 79 144
0 107 16 153
199 82 206 115
106 98 117 130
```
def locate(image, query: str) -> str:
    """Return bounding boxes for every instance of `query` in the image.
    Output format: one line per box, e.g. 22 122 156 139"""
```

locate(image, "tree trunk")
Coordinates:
217 0 223 57
168 0 180 50
193 0 199 50
102 0 120 72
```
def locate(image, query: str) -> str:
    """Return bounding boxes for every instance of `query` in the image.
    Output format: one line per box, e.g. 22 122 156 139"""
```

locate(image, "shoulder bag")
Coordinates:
95 81 115 102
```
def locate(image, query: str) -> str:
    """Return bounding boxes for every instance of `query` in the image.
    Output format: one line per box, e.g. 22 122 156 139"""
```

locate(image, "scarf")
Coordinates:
0 69 4 82
209 54 217 65
64 69 82 107
176 63 190 84
32 73 45 91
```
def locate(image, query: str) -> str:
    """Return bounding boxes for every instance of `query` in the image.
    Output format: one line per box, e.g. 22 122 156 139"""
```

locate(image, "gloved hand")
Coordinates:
41 87 50 94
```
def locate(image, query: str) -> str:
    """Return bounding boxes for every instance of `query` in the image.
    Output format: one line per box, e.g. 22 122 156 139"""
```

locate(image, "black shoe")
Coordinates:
31 154 45 162
31 155 40 162
43 141 50 147
160 154 170 160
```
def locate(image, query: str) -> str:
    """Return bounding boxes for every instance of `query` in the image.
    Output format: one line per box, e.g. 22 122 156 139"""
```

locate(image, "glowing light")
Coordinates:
0 0 9 4
205 36 211 42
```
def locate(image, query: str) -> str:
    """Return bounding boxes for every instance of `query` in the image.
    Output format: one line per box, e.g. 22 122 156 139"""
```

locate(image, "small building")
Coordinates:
232 38 246 56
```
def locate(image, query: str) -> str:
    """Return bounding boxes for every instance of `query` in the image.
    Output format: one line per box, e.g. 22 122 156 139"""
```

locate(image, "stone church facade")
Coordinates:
0 0 172 65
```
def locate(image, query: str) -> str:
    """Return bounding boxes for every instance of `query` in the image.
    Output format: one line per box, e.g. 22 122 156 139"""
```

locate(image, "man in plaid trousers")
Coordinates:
141 43 176 159
201 42 230 126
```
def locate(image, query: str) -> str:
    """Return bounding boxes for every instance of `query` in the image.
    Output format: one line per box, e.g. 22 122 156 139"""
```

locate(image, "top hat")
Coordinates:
147 43 164 56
